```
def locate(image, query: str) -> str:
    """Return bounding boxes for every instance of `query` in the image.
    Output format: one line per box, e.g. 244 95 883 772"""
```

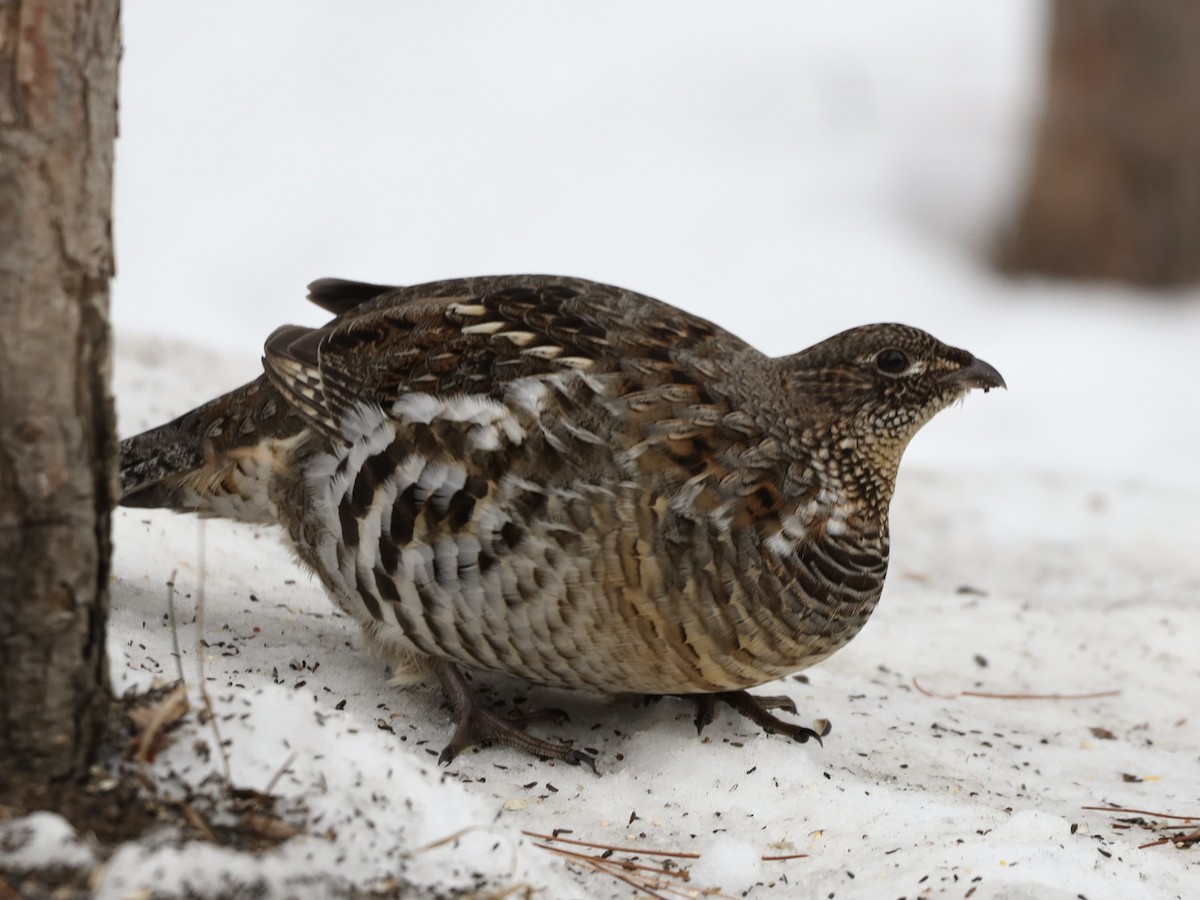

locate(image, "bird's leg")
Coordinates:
692 693 798 732
431 660 597 772
691 691 831 745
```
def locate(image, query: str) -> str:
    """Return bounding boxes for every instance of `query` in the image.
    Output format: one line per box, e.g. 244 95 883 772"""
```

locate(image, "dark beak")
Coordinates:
943 357 1006 393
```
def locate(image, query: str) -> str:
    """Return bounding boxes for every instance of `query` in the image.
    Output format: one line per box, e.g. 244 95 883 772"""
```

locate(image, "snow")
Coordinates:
690 836 765 893
0 813 96 872
11 1 1200 897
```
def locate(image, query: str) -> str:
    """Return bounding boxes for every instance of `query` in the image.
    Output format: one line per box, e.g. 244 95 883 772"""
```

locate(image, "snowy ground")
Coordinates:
5 2 1200 897
87 340 1200 899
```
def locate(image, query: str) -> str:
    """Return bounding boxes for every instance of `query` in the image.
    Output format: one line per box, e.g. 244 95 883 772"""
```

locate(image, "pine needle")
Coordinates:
912 676 1119 701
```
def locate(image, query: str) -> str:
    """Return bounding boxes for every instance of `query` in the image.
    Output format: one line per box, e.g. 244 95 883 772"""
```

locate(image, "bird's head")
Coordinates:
780 323 1004 498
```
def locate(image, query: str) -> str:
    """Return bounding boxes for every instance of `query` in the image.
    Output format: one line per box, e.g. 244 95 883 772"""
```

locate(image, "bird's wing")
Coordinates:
305 278 401 315
263 275 730 440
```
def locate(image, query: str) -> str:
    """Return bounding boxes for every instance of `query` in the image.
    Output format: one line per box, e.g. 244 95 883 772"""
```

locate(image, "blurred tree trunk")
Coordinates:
997 0 1200 287
0 0 120 779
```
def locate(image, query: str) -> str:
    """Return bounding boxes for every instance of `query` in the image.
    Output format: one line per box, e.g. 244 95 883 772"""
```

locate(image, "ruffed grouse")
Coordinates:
120 275 1004 769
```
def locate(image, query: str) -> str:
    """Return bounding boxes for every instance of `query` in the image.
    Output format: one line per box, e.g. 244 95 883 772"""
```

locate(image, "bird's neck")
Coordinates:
783 425 900 531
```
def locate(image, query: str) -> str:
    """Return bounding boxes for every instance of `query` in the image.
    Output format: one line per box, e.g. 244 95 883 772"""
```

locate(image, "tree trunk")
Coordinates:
996 0 1200 287
0 0 120 779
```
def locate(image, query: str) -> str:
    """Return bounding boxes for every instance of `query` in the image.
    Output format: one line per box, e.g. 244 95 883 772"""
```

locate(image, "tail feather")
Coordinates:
120 427 205 507
306 278 400 316
119 375 306 521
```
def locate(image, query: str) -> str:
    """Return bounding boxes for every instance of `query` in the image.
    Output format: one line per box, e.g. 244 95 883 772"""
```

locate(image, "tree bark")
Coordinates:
996 0 1200 287
0 0 120 778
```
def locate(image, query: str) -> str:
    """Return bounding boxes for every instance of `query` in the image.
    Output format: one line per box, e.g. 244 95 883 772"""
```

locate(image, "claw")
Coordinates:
432 660 596 770
688 690 831 745
693 694 717 734
568 749 599 775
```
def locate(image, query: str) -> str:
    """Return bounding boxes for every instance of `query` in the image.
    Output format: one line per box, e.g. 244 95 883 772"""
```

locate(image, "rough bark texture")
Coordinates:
0 0 120 778
997 0 1200 287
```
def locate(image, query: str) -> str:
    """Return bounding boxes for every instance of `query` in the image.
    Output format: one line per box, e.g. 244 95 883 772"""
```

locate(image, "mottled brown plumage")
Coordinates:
120 274 1004 769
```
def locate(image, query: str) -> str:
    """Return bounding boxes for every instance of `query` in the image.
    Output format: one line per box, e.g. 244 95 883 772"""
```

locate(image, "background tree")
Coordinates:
0 0 121 779
997 0 1200 287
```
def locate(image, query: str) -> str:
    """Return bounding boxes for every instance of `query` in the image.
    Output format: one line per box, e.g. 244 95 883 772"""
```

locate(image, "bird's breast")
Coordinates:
275 380 892 695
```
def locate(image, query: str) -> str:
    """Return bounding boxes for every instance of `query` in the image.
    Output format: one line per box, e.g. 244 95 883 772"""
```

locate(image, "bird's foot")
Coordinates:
432 661 597 772
691 691 832 745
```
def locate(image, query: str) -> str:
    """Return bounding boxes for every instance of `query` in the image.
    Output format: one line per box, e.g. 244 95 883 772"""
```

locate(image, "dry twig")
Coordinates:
132 683 189 768
166 569 185 683
525 830 747 899
1082 805 1199 821
240 751 301 842
530 842 689 881
912 676 1120 701
521 830 700 859
1084 805 1200 850
573 855 671 900
176 799 217 843
411 826 520 884
193 521 234 786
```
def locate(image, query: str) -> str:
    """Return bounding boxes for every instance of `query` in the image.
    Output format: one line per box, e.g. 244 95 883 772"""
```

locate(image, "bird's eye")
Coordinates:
875 349 910 374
